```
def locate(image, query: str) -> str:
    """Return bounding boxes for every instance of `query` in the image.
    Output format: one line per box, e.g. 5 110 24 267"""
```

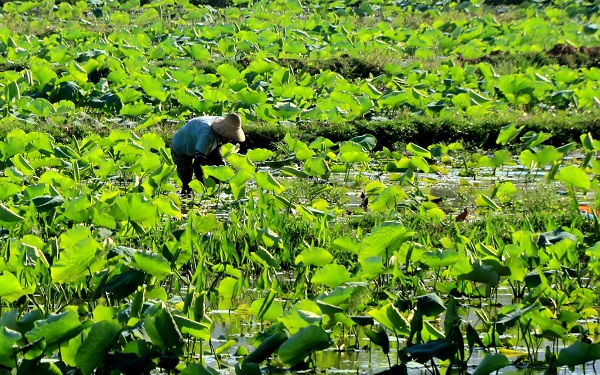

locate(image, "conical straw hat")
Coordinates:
211 113 245 142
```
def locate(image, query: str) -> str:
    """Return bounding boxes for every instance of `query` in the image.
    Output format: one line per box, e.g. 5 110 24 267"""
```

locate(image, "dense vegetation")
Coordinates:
0 0 600 374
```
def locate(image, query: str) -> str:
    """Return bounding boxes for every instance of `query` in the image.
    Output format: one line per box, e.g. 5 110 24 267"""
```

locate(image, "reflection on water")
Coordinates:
205 310 595 375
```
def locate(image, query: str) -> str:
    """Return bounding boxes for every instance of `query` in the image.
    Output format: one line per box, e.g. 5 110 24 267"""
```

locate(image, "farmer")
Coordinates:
171 113 245 195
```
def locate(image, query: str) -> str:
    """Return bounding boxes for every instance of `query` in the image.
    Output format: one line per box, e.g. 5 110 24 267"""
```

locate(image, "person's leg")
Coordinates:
171 150 194 194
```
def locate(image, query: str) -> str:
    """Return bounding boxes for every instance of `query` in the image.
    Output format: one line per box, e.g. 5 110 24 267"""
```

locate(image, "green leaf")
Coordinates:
243 330 288 365
120 103 153 116
406 143 431 158
75 320 122 375
255 246 281 269
311 264 350 288
476 195 501 211
472 353 510 375
51 226 104 284
110 193 158 229
349 134 377 151
0 326 20 367
217 277 240 300
0 203 24 224
369 186 408 213
303 157 330 178
359 222 413 262
496 124 523 145
0 272 27 302
251 298 284 323
143 307 185 353
131 251 171 280
420 249 460 268
183 44 211 61
257 227 284 249
416 293 446 317
495 302 540 334
117 87 143 104
180 363 219 375
25 311 83 348
340 151 370 163
172 315 211 341
557 341 600 367
295 247 333 267
454 258 501 285
556 166 590 190
399 339 457 364
246 148 273 162
255 171 284 193
277 325 331 366
364 328 389 354
368 303 410 335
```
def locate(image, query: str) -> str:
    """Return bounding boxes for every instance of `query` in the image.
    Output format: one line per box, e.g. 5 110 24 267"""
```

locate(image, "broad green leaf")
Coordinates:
349 134 377 151
273 102 301 119
453 258 500 285
495 302 541 334
0 327 20 367
246 58 279 75
243 330 288 365
172 315 211 341
420 249 461 268
331 236 361 254
295 247 333 267
131 251 171 280
399 339 457 364
364 328 389 354
110 193 159 229
117 87 143 104
0 272 27 302
478 150 512 169
143 307 184 353
25 311 82 348
183 44 211 61
218 277 240 300
410 156 430 172
277 325 331 366
557 341 600 367
556 166 590 190
472 353 509 375
75 320 122 375
120 103 153 116
255 171 284 193
476 195 501 211
416 293 446 317
303 157 330 178
406 143 431 158
369 186 408 213
359 222 413 262
368 303 410 335
255 246 281 269
311 264 350 288
340 151 370 163
496 124 523 145
0 203 24 224
246 148 273 162
251 298 284 323
51 226 104 284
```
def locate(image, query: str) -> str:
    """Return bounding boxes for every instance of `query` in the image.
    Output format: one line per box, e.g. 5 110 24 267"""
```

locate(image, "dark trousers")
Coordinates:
171 148 225 193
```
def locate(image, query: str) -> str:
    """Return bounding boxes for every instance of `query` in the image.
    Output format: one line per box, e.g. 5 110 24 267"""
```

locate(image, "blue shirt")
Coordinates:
171 116 221 157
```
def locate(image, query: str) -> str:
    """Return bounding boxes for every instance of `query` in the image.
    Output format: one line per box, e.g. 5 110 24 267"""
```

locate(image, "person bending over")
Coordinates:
171 113 245 195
